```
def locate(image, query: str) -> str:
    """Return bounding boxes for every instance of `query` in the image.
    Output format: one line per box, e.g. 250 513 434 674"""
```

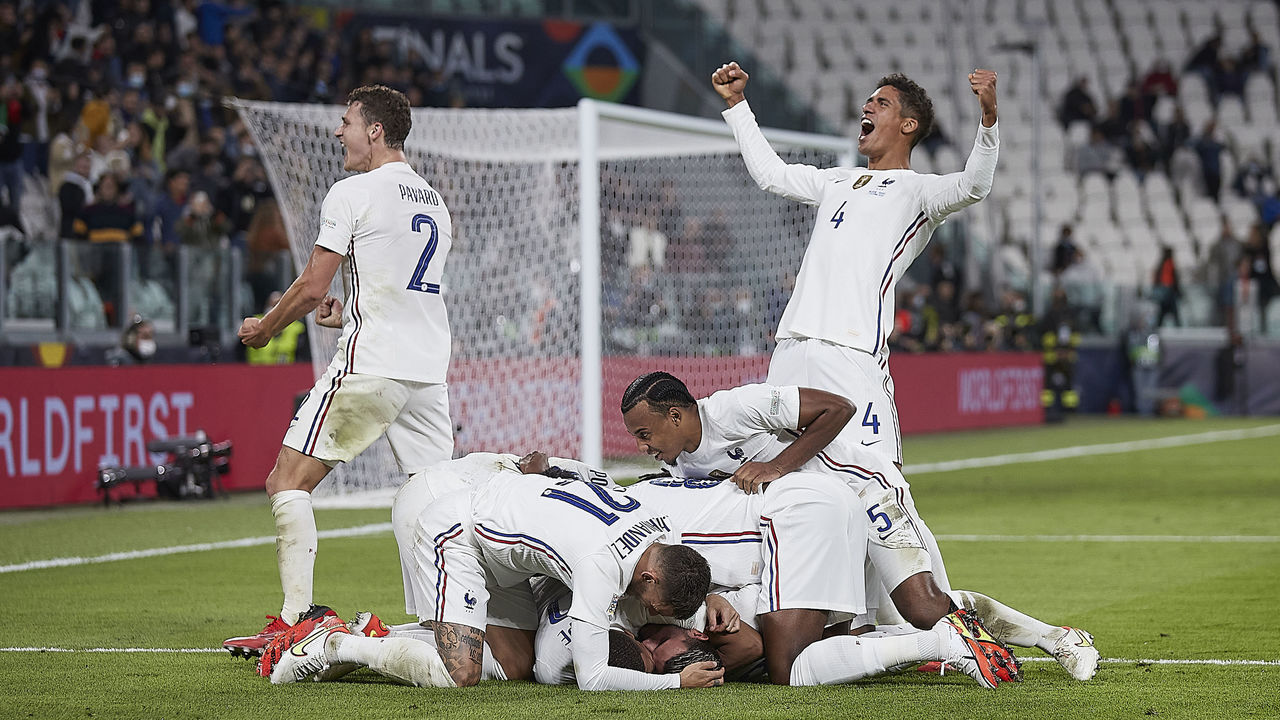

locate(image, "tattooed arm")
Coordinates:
428 620 485 687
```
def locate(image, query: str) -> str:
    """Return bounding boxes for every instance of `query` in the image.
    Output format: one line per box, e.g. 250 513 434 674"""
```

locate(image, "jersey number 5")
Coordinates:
541 481 639 526
406 214 440 294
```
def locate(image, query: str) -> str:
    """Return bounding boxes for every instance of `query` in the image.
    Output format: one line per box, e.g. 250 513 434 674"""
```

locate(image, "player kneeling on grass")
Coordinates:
258 470 724 690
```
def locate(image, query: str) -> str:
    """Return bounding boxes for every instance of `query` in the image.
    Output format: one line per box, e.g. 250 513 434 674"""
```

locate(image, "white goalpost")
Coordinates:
232 97 852 504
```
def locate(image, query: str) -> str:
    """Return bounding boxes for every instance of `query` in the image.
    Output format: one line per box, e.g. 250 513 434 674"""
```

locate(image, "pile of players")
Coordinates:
227 64 1100 690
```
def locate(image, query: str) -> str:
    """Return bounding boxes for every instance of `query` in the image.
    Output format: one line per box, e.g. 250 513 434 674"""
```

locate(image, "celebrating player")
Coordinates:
712 61 999 468
228 85 456 656
259 469 724 690
621 372 1098 681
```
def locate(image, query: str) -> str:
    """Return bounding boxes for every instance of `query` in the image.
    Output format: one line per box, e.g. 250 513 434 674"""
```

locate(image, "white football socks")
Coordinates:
329 634 457 688
270 489 316 625
789 630 940 686
952 589 1058 651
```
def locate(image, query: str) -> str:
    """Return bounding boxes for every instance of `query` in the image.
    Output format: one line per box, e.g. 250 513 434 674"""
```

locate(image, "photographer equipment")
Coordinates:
95 431 232 505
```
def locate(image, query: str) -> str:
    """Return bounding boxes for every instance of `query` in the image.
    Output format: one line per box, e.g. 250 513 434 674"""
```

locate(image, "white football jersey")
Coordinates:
723 100 998 362
316 161 452 383
623 476 764 589
672 384 909 498
470 472 671 631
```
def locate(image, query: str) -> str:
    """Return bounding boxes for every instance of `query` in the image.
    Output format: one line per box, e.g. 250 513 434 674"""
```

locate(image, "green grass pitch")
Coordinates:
2 417 1278 719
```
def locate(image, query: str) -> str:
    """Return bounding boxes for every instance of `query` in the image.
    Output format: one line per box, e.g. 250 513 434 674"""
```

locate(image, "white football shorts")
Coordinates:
768 337 901 465
757 471 867 619
283 354 453 474
407 488 537 632
861 482 951 616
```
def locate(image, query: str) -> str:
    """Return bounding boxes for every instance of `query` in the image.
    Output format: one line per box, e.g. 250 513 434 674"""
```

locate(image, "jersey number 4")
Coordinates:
830 201 847 229
406 214 441 294
541 481 639 526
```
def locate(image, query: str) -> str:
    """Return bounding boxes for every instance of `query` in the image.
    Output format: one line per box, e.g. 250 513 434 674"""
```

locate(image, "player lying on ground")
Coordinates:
621 372 1099 681
258 469 724 690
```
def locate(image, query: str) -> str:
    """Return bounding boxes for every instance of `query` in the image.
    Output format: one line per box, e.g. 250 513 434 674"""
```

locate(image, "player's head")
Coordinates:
859 74 934 156
620 372 698 464
608 629 653 672
633 543 711 620
338 84 411 171
638 624 721 674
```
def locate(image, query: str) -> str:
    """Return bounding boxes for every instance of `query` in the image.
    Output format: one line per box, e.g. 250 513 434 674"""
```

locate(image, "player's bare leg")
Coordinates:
758 608 828 685
890 571 954 630
266 446 333 625
429 620 486 687
482 626 536 682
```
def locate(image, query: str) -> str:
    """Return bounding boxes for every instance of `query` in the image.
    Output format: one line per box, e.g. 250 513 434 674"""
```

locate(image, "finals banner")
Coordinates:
340 14 646 108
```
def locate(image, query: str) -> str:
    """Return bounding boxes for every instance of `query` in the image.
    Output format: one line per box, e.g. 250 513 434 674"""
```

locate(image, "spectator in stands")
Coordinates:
1124 124 1159 183
1185 32 1223 78
1152 245 1181 327
1206 217 1242 326
1157 105 1191 173
74 172 143 324
1213 57 1247 99
993 289 1035 351
105 314 157 366
927 243 961 300
1243 222 1278 330
1237 29 1270 76
1051 224 1078 276
1233 153 1276 201
1058 76 1097 129
1191 120 1225 202
1139 59 1179 100
244 197 289 312
1059 247 1104 333
58 151 93 237
0 74 25 213
21 59 53 176
1076 127 1119 182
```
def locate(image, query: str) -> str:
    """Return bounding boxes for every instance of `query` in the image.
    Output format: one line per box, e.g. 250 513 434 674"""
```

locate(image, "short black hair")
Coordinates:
656 544 711 620
876 73 935 148
347 84 411 151
663 642 722 675
607 630 646 672
620 371 697 414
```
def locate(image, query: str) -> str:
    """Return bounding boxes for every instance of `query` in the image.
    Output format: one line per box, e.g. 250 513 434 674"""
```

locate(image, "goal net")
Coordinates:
232 98 851 505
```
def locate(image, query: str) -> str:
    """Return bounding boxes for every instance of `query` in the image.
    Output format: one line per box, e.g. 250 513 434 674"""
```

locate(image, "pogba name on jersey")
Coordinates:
399 183 441 206
609 516 672 561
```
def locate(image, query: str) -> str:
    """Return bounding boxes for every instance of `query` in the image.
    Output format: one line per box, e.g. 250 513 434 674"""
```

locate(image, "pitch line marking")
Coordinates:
902 424 1280 475
0 523 392 574
936 534 1280 543
0 648 1275 667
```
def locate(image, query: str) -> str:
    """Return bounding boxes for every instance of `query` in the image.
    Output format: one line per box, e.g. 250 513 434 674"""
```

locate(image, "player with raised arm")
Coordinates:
621 371 1097 682
226 85 456 657
259 469 725 691
711 61 998 468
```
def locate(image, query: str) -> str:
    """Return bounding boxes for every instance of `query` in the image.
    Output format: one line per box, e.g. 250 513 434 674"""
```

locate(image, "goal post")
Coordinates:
232 97 852 503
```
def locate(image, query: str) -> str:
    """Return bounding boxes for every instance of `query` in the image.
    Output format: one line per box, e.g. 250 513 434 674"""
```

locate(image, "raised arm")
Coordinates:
920 69 1000 222
713 62 836 205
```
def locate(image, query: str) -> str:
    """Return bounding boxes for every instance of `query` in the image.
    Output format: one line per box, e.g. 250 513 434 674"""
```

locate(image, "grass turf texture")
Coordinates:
2 416 1277 719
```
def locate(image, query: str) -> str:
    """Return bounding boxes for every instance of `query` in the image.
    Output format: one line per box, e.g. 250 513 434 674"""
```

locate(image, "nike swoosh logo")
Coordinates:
832 178 847 184
861 439 882 446
290 627 327 657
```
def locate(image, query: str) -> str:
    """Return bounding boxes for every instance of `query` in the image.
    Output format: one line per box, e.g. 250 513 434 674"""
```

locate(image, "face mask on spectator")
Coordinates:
177 81 195 98
136 339 157 358
128 73 146 89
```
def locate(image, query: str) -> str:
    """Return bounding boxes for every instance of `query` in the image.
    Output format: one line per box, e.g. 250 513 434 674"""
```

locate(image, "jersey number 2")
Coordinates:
541 481 639 526
406 214 440 294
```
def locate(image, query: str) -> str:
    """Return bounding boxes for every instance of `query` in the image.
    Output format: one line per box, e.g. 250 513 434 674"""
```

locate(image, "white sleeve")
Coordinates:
722 100 840 205
918 121 999 223
315 182 359 255
720 384 802 439
572 620 681 690
547 456 618 488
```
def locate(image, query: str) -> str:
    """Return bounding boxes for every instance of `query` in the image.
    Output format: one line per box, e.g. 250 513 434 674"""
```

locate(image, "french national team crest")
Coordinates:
852 174 872 190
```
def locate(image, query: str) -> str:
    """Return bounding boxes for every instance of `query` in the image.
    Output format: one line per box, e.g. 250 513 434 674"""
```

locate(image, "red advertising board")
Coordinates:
0 352 1041 508
0 364 313 508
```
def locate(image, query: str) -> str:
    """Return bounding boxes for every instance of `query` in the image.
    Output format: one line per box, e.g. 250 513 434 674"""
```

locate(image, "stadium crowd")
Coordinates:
0 0 471 336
